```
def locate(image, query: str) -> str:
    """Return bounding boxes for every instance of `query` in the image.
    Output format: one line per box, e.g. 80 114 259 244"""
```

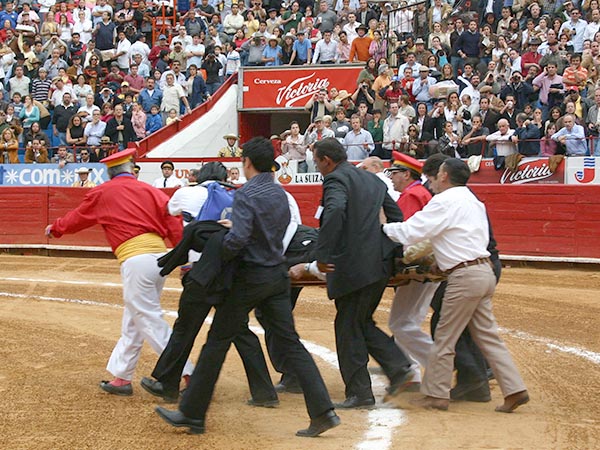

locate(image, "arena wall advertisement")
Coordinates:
0 164 109 187
239 65 363 110
564 157 600 185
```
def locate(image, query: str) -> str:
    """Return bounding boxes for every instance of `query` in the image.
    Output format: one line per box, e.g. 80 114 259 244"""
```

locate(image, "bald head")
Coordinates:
361 156 385 173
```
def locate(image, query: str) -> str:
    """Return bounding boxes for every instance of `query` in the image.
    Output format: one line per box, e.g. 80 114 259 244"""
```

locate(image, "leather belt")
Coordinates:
444 257 491 275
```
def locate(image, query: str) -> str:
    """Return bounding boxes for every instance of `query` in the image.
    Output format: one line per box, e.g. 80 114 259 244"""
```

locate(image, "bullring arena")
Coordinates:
1 253 598 449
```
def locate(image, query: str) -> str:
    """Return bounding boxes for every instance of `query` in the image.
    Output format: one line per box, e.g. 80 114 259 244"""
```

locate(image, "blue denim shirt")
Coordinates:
223 172 290 267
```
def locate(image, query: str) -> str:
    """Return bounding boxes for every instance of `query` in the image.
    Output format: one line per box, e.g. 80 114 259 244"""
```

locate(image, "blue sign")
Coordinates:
0 164 109 187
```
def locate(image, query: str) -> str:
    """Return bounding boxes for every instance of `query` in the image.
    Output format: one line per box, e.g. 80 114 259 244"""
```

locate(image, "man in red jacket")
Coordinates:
45 148 193 396
387 151 439 391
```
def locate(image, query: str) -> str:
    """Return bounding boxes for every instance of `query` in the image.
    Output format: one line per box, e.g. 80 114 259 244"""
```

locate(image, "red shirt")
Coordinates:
51 174 182 251
397 181 432 219
520 51 542 75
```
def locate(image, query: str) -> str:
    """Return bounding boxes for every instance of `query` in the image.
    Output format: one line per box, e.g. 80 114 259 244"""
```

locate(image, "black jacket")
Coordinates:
315 161 403 299
105 116 136 146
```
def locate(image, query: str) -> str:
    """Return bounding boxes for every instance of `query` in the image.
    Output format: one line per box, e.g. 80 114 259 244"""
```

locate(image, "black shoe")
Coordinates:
333 395 376 409
247 397 280 408
99 380 133 396
386 370 416 398
155 407 205 434
296 410 341 437
451 381 491 403
140 377 179 403
274 382 303 394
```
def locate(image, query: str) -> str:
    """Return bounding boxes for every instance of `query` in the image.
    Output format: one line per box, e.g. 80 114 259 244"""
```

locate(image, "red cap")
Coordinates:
389 151 423 174
100 148 137 168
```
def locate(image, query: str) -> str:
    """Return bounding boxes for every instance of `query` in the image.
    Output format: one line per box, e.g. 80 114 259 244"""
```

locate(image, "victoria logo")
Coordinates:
499 158 557 184
574 157 596 184
275 72 330 107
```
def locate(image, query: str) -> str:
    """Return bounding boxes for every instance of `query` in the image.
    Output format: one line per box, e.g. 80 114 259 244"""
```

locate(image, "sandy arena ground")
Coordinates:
0 254 599 450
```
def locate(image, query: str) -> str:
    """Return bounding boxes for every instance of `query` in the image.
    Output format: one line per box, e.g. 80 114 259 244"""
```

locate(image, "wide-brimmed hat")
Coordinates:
223 133 239 140
335 90 351 101
355 24 368 32
283 33 296 41
75 167 92 174
415 37 425 45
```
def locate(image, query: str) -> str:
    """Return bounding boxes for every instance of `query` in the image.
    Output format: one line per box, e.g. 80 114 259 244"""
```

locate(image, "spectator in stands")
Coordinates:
145 104 163 136
486 118 518 156
512 113 542 156
25 138 50 163
1 127 19 163
332 107 351 143
8 65 30 98
188 65 210 109
19 95 39 131
105 103 136 150
382 101 410 159
461 114 489 157
348 23 371 62
312 29 338 63
562 53 588 92
24 121 50 149
217 133 241 157
53 92 77 146
262 36 282 66
305 88 335 122
160 72 191 121
282 121 309 172
139 77 162 113
66 114 87 146
52 144 75 168
289 30 311 65
201 52 223 95
552 114 588 156
305 116 335 150
78 149 93 164
344 114 374 160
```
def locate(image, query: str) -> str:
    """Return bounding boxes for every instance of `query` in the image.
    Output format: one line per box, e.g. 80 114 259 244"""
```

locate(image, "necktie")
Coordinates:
81 181 84 187
163 178 167 188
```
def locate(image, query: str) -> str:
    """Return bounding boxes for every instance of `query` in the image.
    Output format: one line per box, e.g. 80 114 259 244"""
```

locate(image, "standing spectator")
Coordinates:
455 20 481 69
383 102 410 159
160 73 191 121
348 24 372 62
130 102 146 140
123 64 145 95
316 0 337 32
412 66 436 108
139 78 162 113
1 127 19 163
289 31 311 65
331 107 351 143
188 64 210 109
201 53 222 95
312 29 338 64
551 114 588 156
31 67 52 106
53 92 77 145
305 116 335 150
8 65 30 98
240 33 266 66
105 103 136 150
78 93 100 122
225 42 241 76
559 9 587 53
115 30 132 71
282 121 309 172
562 53 588 92
343 114 374 160
92 0 113 27
73 10 94 45
186 34 205 70
84 110 107 146
148 34 170 69
223 3 244 36
19 94 39 131
94 11 116 54
304 88 334 122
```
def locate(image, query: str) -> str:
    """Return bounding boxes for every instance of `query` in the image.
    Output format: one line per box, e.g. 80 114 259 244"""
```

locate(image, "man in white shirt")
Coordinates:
383 102 410 155
584 8 600 42
343 115 374 160
312 30 338 64
78 93 101 122
186 34 205 70
171 27 194 50
92 0 113 26
382 158 529 413
358 156 399 201
129 34 151 67
152 160 185 188
342 13 359 43
485 118 517 156
115 30 132 71
398 53 422 80
559 8 587 53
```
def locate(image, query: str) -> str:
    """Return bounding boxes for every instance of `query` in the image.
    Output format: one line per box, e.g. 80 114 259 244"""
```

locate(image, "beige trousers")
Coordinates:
421 263 526 399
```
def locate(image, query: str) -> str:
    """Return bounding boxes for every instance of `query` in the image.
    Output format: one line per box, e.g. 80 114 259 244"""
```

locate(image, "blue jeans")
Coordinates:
450 56 464 77
206 82 222 95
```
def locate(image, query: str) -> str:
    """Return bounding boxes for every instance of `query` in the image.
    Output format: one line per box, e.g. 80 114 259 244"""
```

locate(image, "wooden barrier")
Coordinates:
2 185 600 259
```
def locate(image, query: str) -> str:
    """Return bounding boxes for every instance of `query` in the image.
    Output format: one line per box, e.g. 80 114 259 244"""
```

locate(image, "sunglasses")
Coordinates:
81 152 89 155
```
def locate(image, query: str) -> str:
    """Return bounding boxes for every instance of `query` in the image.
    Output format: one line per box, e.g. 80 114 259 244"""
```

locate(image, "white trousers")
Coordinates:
106 253 194 380
388 280 439 383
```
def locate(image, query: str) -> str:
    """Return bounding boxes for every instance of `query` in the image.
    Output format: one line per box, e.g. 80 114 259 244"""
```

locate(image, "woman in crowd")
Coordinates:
84 56 101 93
115 0 135 26
1 127 19 164
40 13 58 41
282 121 308 173
357 58 377 86
24 121 50 149
66 115 87 146
281 33 295 65
19 95 40 132
540 123 558 156
58 14 73 43
492 35 511 61
101 103 114 123
73 74 94 106
367 108 383 156
130 102 147 141
244 11 259 39
369 31 386 63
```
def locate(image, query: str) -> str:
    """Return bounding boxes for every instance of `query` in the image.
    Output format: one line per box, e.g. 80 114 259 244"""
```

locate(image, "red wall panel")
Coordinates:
2 184 600 259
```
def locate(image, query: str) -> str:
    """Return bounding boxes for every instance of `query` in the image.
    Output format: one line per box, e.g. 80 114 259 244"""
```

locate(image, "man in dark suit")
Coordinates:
105 103 136 149
479 96 499 134
313 138 415 409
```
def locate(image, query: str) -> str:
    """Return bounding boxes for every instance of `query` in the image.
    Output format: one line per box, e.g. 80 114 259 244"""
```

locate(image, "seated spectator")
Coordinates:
145 104 163 136
551 114 588 156
152 160 185 188
52 145 75 168
66 115 87 147
84 110 107 146
24 121 50 149
72 167 97 188
0 127 19 163
25 139 50 164
78 149 93 164
217 133 242 157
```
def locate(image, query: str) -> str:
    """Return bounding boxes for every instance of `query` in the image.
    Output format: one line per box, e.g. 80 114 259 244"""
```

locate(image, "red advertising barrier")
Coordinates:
3 184 600 259
469 157 565 184
240 65 363 110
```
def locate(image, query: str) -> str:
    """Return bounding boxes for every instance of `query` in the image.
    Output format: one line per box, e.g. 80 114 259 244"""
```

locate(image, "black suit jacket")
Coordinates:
105 116 136 146
315 161 403 299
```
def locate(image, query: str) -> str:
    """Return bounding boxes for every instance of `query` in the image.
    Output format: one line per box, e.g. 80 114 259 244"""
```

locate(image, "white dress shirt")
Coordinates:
383 186 490 271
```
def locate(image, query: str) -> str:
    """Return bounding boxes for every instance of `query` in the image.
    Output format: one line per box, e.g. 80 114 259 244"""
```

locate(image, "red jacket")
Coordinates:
397 181 432 220
51 174 182 251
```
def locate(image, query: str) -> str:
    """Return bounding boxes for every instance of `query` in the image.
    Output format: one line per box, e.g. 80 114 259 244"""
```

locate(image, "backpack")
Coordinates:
196 181 236 221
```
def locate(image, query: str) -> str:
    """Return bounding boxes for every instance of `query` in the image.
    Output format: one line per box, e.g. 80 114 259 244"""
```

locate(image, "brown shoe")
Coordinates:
495 390 529 413
409 395 449 411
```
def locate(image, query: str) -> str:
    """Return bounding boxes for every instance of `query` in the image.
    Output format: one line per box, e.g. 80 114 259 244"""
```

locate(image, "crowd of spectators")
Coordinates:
1 0 599 165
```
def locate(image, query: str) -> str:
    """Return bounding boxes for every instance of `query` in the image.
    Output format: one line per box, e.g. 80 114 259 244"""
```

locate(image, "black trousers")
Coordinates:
255 286 303 387
179 271 333 420
334 278 412 399
429 258 502 386
151 276 275 402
